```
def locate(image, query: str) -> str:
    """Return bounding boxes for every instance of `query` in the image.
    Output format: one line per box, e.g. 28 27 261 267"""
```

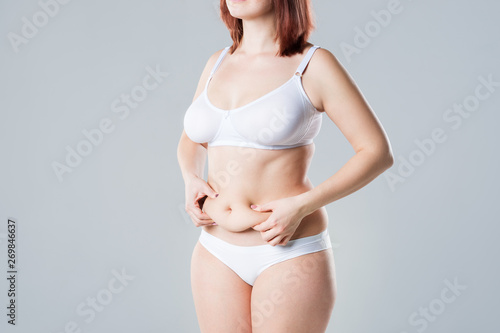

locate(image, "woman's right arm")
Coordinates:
177 130 218 226
177 49 225 227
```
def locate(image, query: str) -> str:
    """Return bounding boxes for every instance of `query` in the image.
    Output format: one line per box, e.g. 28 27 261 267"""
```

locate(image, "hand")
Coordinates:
250 195 308 246
184 176 219 227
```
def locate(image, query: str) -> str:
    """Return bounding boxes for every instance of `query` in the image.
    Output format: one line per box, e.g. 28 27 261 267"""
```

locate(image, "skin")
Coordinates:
177 0 394 331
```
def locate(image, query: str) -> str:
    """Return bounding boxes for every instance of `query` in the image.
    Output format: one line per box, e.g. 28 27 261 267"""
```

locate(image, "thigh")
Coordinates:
191 240 253 333
251 248 337 333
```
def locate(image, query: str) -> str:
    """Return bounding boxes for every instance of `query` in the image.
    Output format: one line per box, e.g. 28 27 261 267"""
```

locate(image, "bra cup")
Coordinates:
184 97 223 143
231 86 309 146
183 44 323 148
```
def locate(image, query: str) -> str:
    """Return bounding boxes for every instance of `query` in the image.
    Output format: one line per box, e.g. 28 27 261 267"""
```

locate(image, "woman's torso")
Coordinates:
185 43 328 246
202 144 328 246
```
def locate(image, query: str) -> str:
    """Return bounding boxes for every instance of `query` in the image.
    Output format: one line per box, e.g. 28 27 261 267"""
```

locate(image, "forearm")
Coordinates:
297 148 394 216
177 132 207 183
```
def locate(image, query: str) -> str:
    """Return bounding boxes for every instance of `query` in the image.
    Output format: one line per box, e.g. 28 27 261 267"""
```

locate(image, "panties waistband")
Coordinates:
199 228 332 254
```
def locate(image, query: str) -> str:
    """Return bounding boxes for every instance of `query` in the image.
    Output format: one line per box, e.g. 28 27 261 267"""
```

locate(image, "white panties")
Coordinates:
198 228 332 286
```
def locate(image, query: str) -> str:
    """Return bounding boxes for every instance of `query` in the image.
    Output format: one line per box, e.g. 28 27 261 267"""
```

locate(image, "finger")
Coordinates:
269 234 285 247
192 206 213 221
195 196 207 211
261 227 281 243
188 203 205 216
190 202 211 219
251 215 274 231
187 210 214 226
194 193 207 201
251 222 263 231
194 183 218 200
187 210 205 226
250 203 273 212
203 186 219 199
252 221 272 232
186 210 202 226
190 214 215 227
195 210 215 224
278 236 290 246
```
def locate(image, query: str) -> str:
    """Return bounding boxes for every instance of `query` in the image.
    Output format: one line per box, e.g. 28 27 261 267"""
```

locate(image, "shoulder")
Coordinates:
198 46 230 81
307 46 346 82
305 46 356 110
191 46 229 100
205 46 229 72
199 46 229 83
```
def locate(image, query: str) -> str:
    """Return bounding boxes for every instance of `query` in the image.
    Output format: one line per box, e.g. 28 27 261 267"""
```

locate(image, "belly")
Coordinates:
201 144 328 245
202 196 272 232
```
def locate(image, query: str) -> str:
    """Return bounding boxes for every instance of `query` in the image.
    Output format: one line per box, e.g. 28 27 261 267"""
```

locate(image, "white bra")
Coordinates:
183 45 323 150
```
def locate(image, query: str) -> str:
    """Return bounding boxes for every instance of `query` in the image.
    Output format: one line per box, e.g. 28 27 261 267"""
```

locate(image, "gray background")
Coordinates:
1 0 498 332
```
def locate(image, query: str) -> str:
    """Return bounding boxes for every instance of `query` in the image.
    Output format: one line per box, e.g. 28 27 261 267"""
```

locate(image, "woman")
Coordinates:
177 0 394 332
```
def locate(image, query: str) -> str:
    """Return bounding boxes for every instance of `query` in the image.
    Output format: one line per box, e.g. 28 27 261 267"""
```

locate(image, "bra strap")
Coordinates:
295 45 320 76
209 46 231 77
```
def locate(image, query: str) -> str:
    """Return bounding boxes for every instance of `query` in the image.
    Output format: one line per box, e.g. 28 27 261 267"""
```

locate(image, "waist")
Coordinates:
201 182 328 246
202 144 327 245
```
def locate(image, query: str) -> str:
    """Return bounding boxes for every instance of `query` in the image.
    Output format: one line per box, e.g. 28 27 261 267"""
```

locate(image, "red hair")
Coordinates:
219 0 316 57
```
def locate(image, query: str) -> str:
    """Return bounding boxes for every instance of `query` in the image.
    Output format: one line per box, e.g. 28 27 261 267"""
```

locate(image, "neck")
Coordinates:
238 11 278 56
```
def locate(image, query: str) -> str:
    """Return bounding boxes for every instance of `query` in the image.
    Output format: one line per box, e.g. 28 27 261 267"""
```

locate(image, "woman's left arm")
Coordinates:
251 48 394 245
296 48 394 216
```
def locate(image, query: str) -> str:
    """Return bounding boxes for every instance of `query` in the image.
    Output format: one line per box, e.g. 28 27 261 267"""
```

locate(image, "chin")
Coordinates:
226 0 273 20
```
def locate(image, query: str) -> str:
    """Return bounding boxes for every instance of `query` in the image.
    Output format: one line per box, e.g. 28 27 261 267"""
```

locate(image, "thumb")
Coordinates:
250 203 272 212
204 185 219 199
